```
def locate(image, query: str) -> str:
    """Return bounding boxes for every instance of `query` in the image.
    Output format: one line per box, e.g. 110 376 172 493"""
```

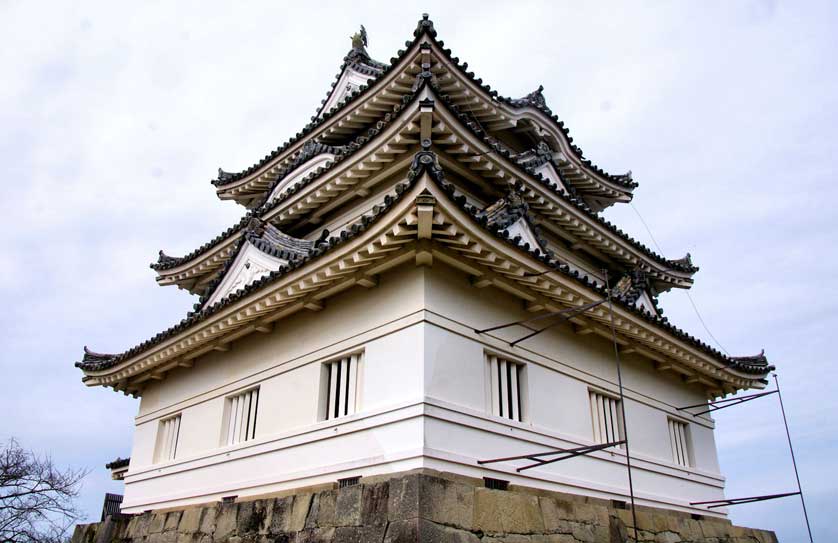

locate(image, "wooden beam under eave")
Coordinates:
178 360 194 368
254 323 273 333
573 324 595 335
355 274 379 288
304 300 324 311
470 275 493 288
525 301 545 312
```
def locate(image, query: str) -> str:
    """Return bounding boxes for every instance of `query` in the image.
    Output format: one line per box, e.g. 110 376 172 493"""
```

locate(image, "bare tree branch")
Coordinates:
0 439 89 543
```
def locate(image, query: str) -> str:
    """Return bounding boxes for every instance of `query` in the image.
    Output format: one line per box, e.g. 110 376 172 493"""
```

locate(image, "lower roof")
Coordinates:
77 147 772 396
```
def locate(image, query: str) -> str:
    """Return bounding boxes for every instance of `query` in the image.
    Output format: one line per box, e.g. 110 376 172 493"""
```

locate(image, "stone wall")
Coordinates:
71 469 777 543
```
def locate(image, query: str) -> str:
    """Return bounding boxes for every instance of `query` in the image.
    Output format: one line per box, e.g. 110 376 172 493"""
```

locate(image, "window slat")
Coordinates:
489 356 500 417
509 364 520 422
498 359 508 419
668 419 690 467
225 388 259 446
323 355 361 421
590 392 622 445
486 355 524 422
338 357 349 417
346 354 358 417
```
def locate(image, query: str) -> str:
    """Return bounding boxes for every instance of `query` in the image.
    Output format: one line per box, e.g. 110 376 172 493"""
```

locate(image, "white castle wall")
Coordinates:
120 263 726 516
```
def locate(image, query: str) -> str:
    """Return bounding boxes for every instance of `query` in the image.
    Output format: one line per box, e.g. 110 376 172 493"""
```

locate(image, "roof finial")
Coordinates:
351 25 368 50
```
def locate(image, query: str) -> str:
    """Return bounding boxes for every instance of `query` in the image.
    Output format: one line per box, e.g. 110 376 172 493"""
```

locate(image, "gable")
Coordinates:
268 152 337 203
204 243 290 308
505 217 546 254
320 67 380 119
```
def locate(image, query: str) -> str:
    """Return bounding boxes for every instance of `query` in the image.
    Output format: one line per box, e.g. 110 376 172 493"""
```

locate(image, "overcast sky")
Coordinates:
1 1 836 541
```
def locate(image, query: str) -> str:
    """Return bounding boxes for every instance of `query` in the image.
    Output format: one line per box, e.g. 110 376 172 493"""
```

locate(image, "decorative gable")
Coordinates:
478 191 549 255
204 242 288 308
203 220 324 308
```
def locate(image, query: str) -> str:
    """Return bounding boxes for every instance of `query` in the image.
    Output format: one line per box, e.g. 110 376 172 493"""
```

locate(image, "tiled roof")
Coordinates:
425 80 697 274
77 179 415 373
80 148 770 381
156 76 693 288
152 82 422 276
105 457 130 470
410 147 770 378
211 14 635 194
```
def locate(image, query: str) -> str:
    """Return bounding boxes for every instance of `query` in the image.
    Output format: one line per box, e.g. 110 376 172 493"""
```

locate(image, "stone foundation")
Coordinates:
71 469 777 543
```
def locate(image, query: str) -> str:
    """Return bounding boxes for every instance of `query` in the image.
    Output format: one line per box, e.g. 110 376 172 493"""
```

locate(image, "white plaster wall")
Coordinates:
123 261 726 514
420 263 725 509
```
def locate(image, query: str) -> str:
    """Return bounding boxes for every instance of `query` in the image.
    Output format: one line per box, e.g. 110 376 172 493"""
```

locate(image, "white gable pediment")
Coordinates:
205 243 290 307
319 68 376 118
505 217 545 253
534 162 569 194
268 153 336 203
634 289 660 316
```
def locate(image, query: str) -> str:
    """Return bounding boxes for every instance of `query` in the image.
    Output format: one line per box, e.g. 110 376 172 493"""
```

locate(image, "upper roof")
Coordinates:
152 78 694 296
210 15 636 210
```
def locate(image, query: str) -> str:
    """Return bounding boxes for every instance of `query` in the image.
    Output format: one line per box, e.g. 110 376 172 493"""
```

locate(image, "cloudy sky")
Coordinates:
1 1 835 540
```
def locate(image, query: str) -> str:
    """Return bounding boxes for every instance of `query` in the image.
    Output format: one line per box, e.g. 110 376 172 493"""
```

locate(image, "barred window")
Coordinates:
322 353 360 421
224 387 259 446
589 391 623 445
487 354 525 422
668 418 692 467
155 414 181 462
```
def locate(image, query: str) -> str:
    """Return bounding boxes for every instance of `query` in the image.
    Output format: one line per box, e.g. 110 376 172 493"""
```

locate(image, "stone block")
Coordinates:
474 488 543 534
215 502 239 541
608 515 628 543
290 494 314 532
361 481 389 526
539 498 574 534
126 514 150 539
269 495 294 534
237 499 267 534
199 505 218 535
473 488 504 534
420 475 474 530
544 536 580 543
148 513 168 534
165 512 183 532
571 523 596 543
335 485 362 526
389 473 420 521
295 527 336 543
306 490 337 528
383 518 419 543
653 532 681 543
334 524 387 543
418 519 479 543
179 508 203 534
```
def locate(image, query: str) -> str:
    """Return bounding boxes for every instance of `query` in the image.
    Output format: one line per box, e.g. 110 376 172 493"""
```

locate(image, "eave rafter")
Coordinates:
83 168 765 397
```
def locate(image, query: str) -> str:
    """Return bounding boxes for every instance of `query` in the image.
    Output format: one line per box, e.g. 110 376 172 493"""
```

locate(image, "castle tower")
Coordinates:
77 16 773 526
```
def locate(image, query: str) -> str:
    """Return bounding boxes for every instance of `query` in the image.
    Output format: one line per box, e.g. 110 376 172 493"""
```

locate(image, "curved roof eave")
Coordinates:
79 149 770 393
